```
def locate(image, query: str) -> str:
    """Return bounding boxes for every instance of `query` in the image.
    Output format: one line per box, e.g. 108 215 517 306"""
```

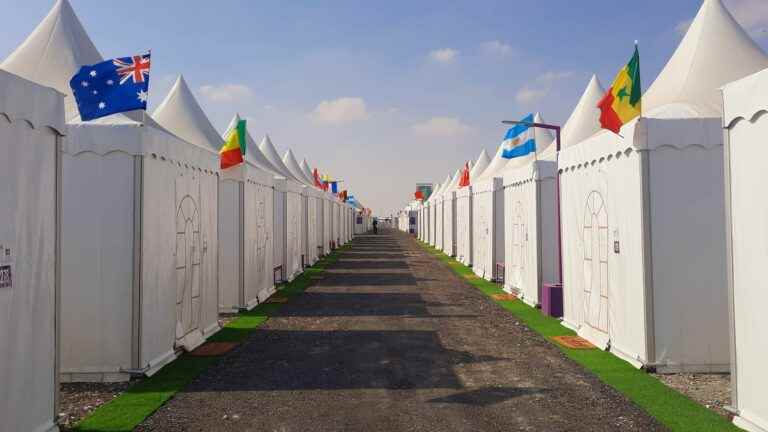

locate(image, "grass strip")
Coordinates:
74 246 348 432
417 240 738 432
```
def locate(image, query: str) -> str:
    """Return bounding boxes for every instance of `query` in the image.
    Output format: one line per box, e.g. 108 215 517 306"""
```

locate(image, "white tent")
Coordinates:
259 135 304 281
301 159 330 255
284 149 321 266
559 0 767 372
503 77 603 306
472 114 553 281
442 162 471 256
722 67 768 432
2 0 224 381
426 181 442 246
0 69 63 432
434 174 453 249
438 168 463 256
456 150 490 265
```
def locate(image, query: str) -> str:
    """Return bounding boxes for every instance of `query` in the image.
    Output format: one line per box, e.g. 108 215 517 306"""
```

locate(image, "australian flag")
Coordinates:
69 53 151 121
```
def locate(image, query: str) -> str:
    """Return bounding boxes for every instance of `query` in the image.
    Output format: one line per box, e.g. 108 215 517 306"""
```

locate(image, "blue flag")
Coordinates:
502 113 536 159
331 182 338 194
69 53 151 121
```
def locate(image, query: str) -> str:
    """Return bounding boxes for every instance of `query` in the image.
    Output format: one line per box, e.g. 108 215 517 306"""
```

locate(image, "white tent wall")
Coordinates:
502 161 559 306
60 121 221 382
455 187 473 265
442 191 457 256
560 118 728 372
304 189 321 264
218 165 275 312
285 183 304 281
723 69 768 432
471 178 504 281
272 179 287 283
323 195 333 252
0 70 63 432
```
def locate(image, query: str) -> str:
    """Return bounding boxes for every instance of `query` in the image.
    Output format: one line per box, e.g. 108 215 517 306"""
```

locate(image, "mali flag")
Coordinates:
597 46 641 134
220 119 246 169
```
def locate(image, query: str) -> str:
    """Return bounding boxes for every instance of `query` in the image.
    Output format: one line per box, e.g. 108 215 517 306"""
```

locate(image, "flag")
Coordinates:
313 169 323 188
415 190 425 201
339 190 348 202
459 162 470 187
598 45 642 134
220 119 246 169
502 114 536 159
330 181 338 194
70 53 151 121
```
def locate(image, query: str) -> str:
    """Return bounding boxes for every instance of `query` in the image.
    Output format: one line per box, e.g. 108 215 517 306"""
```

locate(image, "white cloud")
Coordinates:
428 48 459 63
515 87 549 105
310 97 369 125
411 117 470 137
676 0 768 38
199 84 254 103
537 71 574 83
515 71 575 105
481 40 514 57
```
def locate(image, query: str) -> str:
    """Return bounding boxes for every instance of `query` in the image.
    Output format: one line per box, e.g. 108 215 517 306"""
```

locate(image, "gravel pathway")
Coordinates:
138 230 665 431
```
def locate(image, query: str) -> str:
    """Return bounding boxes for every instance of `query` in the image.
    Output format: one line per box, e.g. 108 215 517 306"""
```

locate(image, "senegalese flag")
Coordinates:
220 119 246 169
597 46 641 134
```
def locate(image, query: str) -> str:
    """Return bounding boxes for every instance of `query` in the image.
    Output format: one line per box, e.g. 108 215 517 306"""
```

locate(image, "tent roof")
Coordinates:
562 75 605 147
643 0 768 117
282 149 314 186
469 149 490 182
443 167 463 194
0 0 152 125
258 134 304 183
153 75 223 153
300 159 316 183
225 114 282 176
1 0 100 121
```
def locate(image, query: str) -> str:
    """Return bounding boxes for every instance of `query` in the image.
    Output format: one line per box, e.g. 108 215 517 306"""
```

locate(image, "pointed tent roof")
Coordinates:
300 159 317 184
1 0 100 121
224 114 282 176
469 149 490 183
258 134 304 183
153 75 223 153
562 75 605 146
0 0 157 126
427 182 442 204
282 149 313 186
443 167 463 194
643 0 768 117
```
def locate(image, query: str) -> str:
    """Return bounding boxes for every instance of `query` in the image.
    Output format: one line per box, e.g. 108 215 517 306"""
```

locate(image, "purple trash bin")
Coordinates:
542 283 563 318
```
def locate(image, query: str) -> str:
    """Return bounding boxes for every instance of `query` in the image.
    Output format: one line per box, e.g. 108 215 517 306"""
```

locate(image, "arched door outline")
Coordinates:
510 200 527 291
175 190 202 345
582 190 609 335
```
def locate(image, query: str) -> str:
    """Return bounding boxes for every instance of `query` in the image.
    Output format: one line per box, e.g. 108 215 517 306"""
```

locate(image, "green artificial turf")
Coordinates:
418 240 739 432
74 246 347 432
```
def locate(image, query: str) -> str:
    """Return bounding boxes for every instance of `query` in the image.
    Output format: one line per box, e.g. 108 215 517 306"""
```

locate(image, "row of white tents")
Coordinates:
398 1 768 431
0 1 374 431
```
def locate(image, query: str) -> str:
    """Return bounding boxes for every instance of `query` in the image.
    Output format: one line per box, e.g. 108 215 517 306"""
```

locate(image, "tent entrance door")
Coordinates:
175 174 204 351
509 201 527 293
581 191 610 348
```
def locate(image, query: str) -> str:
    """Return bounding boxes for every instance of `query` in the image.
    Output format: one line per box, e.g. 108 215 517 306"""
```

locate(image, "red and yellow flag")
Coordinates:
220 119 246 169
598 46 641 134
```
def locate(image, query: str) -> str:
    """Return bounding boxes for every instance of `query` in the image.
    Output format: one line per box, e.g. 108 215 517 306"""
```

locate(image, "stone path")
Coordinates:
138 229 664 431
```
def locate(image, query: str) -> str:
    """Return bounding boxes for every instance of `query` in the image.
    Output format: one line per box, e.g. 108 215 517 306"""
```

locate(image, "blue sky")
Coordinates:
1 0 767 215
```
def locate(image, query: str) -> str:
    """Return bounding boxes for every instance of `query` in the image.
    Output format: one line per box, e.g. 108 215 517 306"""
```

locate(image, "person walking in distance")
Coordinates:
373 218 378 234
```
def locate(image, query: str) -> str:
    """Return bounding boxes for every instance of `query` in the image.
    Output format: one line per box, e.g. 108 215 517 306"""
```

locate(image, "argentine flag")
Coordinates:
502 114 536 159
